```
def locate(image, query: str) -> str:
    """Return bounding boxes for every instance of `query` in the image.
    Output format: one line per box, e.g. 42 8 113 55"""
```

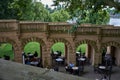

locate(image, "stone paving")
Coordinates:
0 59 91 80
58 65 120 80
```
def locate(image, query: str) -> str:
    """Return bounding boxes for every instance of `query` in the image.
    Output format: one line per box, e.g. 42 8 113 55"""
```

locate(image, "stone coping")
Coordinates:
0 59 92 80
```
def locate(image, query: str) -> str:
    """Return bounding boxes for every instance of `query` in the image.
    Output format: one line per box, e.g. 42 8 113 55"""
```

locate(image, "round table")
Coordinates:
55 58 63 65
56 58 63 62
72 67 78 70
78 58 86 61
99 66 106 69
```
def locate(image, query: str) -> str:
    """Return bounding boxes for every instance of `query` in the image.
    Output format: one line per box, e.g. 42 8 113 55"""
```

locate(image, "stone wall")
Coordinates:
0 20 120 67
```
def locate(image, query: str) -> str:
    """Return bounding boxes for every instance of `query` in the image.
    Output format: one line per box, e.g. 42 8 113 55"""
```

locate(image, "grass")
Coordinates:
0 42 86 59
24 42 40 57
76 44 87 54
0 43 14 60
51 42 65 54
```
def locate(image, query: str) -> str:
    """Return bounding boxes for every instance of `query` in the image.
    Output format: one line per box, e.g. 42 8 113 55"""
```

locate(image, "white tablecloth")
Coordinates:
56 58 63 62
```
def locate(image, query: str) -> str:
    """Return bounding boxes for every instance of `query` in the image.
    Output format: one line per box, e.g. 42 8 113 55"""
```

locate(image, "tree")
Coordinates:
10 0 52 21
53 0 120 12
75 9 110 24
53 0 114 25
32 2 51 21
10 0 34 20
50 9 70 22
0 0 17 19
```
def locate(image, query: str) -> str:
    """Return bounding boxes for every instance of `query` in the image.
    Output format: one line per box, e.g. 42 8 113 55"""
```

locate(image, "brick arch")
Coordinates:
101 41 120 50
75 39 97 52
50 38 73 53
0 37 18 51
21 37 46 51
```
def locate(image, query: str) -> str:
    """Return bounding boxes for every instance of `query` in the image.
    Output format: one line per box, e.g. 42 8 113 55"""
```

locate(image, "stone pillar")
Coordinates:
67 45 76 65
115 48 120 66
95 40 102 66
42 46 51 68
85 44 88 57
106 46 111 54
85 44 91 59
14 45 23 63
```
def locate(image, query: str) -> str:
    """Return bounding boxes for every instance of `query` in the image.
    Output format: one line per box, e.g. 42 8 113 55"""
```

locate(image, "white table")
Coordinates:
30 61 39 66
56 58 63 62
72 67 78 70
99 66 106 69
78 58 86 61
76 52 80 54
54 52 58 54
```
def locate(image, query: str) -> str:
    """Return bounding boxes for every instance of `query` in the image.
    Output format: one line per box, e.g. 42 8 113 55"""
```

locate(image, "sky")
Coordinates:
40 0 53 7
109 18 120 26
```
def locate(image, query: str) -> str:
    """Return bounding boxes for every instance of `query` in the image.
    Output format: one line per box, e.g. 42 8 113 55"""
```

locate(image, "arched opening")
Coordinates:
0 43 14 61
102 46 120 66
50 42 66 67
23 42 43 67
76 43 95 66
76 44 86 66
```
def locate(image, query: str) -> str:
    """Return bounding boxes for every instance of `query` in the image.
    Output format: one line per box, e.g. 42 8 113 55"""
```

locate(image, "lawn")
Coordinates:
76 44 87 54
0 42 86 59
0 43 14 60
51 42 65 54
24 42 40 56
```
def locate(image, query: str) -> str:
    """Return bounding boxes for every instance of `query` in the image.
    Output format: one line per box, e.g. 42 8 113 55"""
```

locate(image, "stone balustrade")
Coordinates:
19 21 48 33
0 20 18 32
0 20 120 36
76 27 99 35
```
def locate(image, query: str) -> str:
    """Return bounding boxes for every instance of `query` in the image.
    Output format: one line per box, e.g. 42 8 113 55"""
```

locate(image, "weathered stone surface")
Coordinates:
0 59 91 80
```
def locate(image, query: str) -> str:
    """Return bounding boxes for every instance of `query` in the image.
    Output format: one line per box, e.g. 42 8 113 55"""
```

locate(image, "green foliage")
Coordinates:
0 0 17 19
51 42 65 54
0 42 87 59
0 43 14 60
1 0 52 21
32 2 52 21
24 42 40 57
76 44 87 54
50 9 70 22
76 9 110 25
10 0 34 20
53 0 120 12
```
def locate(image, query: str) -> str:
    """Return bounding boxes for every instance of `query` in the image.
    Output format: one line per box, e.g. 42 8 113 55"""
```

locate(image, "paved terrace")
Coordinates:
0 59 92 80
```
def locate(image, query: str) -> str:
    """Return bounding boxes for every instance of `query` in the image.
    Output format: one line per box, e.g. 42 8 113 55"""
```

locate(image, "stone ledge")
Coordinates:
0 59 91 80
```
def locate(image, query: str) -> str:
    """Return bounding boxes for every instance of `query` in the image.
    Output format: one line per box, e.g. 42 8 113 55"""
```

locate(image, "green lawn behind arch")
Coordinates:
0 43 14 60
0 42 86 59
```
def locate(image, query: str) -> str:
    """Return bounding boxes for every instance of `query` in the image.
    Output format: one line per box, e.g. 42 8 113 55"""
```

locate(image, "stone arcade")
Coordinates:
0 20 120 67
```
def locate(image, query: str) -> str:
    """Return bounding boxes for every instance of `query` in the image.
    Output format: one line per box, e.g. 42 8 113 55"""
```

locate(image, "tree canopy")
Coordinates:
50 9 70 22
52 0 120 24
53 0 120 12
0 0 16 19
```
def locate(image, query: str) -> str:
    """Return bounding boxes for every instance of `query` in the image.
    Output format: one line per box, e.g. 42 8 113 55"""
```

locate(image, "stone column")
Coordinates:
85 44 88 57
67 44 76 65
106 46 111 54
42 45 51 68
14 44 23 63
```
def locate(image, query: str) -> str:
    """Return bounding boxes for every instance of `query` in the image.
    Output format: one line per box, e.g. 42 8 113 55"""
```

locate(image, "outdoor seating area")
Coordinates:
51 51 65 66
64 52 87 76
22 51 43 67
94 54 113 80
50 52 115 80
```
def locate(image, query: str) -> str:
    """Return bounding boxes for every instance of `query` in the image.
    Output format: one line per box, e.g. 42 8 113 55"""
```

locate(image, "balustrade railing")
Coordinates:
19 22 48 33
102 28 120 36
0 20 120 37
0 20 18 32
49 24 72 33
76 27 99 35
